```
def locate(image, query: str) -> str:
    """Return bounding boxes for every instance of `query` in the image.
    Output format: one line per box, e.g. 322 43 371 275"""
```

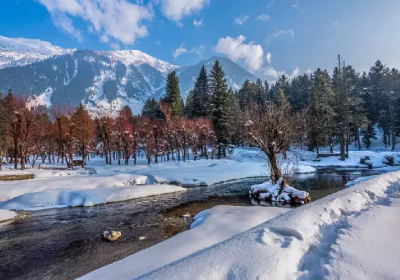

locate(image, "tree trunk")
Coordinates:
268 152 282 184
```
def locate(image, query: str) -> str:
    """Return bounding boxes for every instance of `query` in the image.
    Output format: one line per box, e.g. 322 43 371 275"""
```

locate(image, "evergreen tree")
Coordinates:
270 75 290 103
308 69 336 155
288 74 311 112
192 66 211 118
162 71 183 117
369 60 390 147
142 98 163 120
360 72 376 149
210 60 230 158
184 90 195 118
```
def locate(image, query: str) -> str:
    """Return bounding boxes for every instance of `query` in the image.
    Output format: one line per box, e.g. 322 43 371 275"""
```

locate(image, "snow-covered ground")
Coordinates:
80 205 290 280
0 209 16 222
84 170 400 280
0 184 186 211
0 147 398 213
301 150 400 168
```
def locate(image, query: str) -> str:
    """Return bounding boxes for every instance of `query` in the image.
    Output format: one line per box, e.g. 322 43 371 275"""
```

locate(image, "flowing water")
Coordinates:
0 168 384 280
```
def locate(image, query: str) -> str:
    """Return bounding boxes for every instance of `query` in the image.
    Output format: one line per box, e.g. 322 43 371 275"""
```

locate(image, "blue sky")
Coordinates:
1 0 400 80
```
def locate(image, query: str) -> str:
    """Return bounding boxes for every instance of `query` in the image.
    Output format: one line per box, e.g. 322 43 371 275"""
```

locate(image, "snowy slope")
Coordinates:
100 50 178 75
105 171 400 280
0 36 259 114
81 206 290 280
0 36 73 68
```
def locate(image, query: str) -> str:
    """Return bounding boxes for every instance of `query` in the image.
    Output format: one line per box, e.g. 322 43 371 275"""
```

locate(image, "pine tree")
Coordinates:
162 71 183 117
360 72 376 149
270 75 290 103
369 60 390 147
308 69 336 155
192 66 210 118
184 90 195 118
255 79 266 107
288 74 311 112
210 60 230 158
142 98 163 120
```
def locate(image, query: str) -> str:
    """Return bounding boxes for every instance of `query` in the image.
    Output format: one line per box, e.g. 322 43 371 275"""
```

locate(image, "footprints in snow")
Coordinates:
259 227 303 248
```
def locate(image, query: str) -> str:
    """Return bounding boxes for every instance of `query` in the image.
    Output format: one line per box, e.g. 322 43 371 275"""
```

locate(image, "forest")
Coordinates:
0 57 399 182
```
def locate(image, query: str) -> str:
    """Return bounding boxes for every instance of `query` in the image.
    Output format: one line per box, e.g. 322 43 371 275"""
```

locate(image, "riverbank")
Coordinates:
0 148 316 212
97 170 400 280
0 169 388 279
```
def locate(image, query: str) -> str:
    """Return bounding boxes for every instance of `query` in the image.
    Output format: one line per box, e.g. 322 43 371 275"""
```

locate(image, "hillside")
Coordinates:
0 36 259 115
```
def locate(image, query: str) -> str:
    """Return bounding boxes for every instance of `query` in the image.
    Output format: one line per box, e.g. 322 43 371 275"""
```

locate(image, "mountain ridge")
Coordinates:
0 36 259 115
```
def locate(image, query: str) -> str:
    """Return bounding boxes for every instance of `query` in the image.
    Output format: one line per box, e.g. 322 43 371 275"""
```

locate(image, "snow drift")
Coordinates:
0 184 186 210
80 206 290 280
250 178 311 204
111 171 400 280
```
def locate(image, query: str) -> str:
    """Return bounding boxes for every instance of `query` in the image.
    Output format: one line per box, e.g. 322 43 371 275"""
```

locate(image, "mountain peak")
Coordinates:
98 49 178 75
0 36 73 69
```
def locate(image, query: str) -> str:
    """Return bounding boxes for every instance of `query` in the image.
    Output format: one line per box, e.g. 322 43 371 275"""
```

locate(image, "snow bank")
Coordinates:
131 159 316 186
0 209 16 222
0 173 148 202
80 206 290 280
127 171 400 280
250 178 310 204
0 185 186 210
304 150 400 168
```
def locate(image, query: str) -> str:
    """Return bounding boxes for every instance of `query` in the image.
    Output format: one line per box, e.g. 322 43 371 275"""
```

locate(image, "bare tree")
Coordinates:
244 104 306 183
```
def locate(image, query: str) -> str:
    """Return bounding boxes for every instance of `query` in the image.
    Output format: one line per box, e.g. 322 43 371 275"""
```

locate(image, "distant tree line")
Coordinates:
145 57 400 160
1 57 399 178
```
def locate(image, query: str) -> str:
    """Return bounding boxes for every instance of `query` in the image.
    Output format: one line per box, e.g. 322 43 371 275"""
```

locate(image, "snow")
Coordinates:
0 209 16 222
0 35 73 69
0 184 186 211
0 173 149 202
80 205 290 280
251 178 309 203
26 87 53 109
302 150 400 168
100 171 400 280
101 50 177 75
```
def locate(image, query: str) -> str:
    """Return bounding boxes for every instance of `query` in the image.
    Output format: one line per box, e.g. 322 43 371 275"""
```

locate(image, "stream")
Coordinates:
0 168 384 280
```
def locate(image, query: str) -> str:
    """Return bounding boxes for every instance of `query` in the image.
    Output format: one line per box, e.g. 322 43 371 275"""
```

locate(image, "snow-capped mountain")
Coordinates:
0 36 74 69
0 36 259 115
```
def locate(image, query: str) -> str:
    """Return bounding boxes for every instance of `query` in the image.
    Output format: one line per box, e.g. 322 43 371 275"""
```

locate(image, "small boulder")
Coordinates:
139 236 146 241
183 213 191 219
102 231 121 242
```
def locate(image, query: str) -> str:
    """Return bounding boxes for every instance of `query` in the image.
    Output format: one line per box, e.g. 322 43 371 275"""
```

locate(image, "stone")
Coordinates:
102 231 121 242
183 213 191 219
139 236 146 241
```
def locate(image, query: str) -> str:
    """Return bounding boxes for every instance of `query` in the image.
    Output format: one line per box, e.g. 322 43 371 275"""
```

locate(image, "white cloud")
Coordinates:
267 0 275 8
193 19 204 27
263 66 301 80
52 13 83 42
288 67 300 79
214 35 264 72
110 42 120 50
37 0 154 45
235 15 249 25
256 14 270 21
266 52 272 64
266 29 295 44
173 44 205 58
160 0 210 22
264 67 285 80
173 43 188 58
190 45 205 56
